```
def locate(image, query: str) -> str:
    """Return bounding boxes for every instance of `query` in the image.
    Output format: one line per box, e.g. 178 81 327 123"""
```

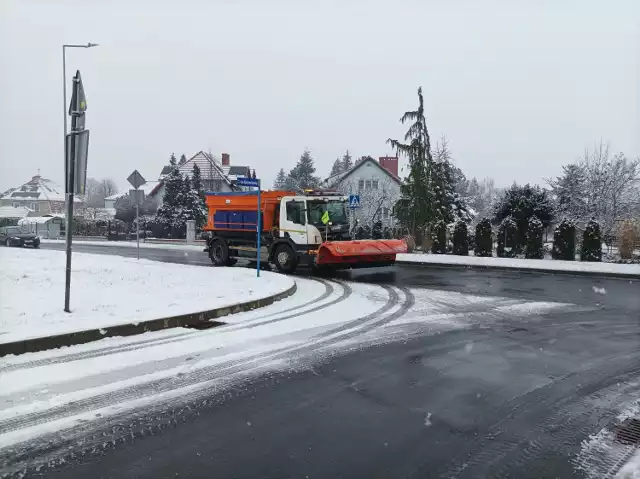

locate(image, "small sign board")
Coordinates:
129 189 144 204
348 194 360 209
65 130 90 195
236 177 260 188
127 170 146 189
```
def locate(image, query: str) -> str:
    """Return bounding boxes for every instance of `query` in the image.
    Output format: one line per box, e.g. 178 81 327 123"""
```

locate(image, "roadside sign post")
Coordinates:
64 71 90 313
236 177 261 277
348 194 360 237
127 170 146 260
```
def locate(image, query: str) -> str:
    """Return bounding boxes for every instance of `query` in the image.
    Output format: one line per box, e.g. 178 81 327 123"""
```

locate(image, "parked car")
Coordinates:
0 226 40 248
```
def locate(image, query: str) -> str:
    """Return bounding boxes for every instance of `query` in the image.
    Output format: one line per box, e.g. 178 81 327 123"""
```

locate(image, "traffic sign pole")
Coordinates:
127 170 146 261
135 192 140 259
257 182 261 278
236 177 262 277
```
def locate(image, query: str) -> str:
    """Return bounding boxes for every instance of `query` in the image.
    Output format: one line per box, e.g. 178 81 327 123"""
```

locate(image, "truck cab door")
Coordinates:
280 198 308 245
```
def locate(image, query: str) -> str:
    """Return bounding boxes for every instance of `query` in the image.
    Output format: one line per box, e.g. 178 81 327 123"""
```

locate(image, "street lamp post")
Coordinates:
62 43 97 313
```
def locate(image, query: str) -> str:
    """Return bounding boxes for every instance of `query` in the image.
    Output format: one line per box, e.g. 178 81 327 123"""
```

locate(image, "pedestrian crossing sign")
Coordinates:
349 194 360 209
321 211 330 224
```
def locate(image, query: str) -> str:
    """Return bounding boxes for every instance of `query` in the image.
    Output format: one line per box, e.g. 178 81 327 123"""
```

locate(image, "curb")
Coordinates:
395 260 640 280
0 282 297 357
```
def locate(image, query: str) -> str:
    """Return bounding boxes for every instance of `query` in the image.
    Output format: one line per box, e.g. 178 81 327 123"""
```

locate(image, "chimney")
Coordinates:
221 153 230 166
379 156 398 177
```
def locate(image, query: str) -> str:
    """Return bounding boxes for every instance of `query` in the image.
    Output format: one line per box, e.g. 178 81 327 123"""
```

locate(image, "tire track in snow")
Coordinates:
0 278 338 373
0 283 397 436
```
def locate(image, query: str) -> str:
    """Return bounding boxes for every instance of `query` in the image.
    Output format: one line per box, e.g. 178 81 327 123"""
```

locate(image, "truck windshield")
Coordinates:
307 200 348 225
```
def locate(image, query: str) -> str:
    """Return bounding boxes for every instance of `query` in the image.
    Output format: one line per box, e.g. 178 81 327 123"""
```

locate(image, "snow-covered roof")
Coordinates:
2 175 67 202
324 157 403 188
178 151 232 186
0 205 32 218
18 216 63 225
104 181 163 201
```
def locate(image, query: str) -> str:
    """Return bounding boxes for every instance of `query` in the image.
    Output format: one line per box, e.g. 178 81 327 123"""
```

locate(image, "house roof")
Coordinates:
0 175 82 203
1 175 66 202
324 157 403 187
178 151 232 186
105 180 162 201
0 205 32 219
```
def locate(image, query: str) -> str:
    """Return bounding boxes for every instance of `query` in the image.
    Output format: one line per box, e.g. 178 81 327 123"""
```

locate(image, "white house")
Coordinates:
323 156 403 227
0 174 82 216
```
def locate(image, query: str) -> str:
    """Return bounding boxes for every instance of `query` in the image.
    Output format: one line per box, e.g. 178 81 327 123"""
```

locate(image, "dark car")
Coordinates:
0 226 40 248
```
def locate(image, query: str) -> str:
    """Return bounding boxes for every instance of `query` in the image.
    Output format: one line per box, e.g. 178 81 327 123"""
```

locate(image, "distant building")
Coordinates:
0 174 82 216
323 156 403 226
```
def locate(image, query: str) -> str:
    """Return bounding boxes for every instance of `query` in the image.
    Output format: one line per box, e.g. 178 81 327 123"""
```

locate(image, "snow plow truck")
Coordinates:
203 189 407 274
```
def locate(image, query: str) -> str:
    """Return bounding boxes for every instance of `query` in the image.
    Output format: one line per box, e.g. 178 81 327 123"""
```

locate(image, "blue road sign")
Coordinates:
348 194 360 209
236 177 260 188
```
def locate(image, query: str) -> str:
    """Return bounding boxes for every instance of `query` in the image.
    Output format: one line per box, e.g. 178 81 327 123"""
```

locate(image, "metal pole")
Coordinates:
64 78 78 313
256 183 261 278
135 190 140 260
62 46 68 153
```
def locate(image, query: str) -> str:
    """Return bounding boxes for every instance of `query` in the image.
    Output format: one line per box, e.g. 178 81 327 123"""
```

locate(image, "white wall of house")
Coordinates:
329 160 402 227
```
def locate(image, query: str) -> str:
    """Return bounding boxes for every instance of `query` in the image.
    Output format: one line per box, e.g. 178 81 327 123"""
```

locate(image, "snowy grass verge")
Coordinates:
0 248 294 345
40 238 204 252
397 253 640 278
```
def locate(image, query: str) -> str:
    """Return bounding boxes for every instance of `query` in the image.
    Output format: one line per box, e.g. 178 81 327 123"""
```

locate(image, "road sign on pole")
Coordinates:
64 70 90 313
127 170 146 190
128 170 146 260
235 176 262 276
255 180 262 277
348 194 360 209
236 177 260 188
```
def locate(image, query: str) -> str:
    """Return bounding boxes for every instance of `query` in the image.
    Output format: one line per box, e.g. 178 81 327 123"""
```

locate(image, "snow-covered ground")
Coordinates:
0 248 294 344
0 276 585 475
41 238 204 252
617 450 640 479
397 253 640 276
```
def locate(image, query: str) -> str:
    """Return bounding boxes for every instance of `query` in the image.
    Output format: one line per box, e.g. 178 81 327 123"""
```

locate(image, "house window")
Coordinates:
365 180 372 190
358 179 364 191
12 201 20 208
382 207 390 219
372 179 379 190
30 202 39 212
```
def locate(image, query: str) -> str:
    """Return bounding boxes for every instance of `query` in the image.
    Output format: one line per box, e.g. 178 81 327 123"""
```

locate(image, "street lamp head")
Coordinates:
87 43 99 48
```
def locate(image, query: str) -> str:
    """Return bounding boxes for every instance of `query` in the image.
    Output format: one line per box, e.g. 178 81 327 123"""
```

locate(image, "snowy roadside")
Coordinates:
0 248 294 345
616 450 640 478
41 238 204 252
397 253 640 278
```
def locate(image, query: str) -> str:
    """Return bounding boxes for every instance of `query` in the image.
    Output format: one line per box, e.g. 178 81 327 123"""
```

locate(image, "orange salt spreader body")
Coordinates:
203 189 407 274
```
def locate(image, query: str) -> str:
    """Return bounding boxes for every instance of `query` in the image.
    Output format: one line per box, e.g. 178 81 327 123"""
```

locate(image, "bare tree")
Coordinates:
102 179 118 197
336 177 398 230
579 141 639 236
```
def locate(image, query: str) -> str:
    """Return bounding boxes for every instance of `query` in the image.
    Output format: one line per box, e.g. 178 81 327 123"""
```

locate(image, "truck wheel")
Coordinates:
209 238 229 266
274 244 297 274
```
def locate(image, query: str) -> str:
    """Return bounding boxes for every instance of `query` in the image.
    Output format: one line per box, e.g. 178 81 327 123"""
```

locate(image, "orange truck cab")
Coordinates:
203 189 407 274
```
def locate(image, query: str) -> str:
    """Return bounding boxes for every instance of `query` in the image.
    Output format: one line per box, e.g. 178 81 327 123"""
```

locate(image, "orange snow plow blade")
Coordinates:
316 239 407 268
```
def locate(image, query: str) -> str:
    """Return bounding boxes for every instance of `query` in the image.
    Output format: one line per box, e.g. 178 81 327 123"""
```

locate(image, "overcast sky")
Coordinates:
1 0 638 194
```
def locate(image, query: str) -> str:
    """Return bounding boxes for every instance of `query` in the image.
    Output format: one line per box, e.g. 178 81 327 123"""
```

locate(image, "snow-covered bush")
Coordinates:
497 216 517 258
581 218 602 262
474 218 493 257
452 221 469 256
403 234 416 253
431 220 447 254
552 219 576 261
525 216 543 259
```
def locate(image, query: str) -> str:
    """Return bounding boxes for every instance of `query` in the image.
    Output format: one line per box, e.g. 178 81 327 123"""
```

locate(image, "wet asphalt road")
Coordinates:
36 242 640 478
